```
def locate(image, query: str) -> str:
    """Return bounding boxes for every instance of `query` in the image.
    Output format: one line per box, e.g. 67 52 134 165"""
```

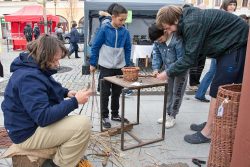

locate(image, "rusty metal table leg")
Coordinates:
100 79 104 132
121 88 126 150
121 84 168 151
136 89 140 125
162 84 168 139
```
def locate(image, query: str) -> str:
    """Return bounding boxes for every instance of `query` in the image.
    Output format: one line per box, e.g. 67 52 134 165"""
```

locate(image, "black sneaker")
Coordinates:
111 115 129 123
102 118 111 128
195 97 210 103
42 159 58 167
190 122 207 131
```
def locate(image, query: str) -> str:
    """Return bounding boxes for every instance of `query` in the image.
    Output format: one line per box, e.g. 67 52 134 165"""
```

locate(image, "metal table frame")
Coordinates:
100 76 168 151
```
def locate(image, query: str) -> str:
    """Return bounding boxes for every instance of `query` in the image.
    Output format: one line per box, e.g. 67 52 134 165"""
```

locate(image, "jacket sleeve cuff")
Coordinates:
70 97 79 109
64 88 69 98
166 69 171 77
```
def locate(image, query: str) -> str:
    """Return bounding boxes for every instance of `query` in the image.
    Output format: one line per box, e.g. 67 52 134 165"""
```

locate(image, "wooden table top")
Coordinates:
103 76 167 89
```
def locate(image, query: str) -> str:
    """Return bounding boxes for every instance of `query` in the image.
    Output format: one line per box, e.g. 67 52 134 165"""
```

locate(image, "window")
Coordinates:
215 0 222 7
197 0 203 5
242 0 248 7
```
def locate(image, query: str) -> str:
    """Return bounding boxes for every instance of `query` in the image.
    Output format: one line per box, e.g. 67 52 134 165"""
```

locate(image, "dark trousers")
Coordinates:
25 35 32 42
0 61 3 77
69 42 79 58
210 45 246 98
99 66 123 118
189 58 206 86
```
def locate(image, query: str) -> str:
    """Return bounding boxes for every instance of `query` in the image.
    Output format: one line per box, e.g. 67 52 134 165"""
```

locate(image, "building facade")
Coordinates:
186 0 250 11
0 0 85 39
0 0 250 39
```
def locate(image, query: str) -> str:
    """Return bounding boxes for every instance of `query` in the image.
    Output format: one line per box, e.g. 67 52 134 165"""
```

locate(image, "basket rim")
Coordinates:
122 67 140 71
219 84 241 94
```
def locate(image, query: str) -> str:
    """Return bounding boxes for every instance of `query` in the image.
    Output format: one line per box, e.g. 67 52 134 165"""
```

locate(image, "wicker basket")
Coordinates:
208 84 242 167
121 67 140 82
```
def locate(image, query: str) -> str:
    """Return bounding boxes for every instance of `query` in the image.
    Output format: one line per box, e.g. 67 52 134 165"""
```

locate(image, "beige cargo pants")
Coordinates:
17 115 91 167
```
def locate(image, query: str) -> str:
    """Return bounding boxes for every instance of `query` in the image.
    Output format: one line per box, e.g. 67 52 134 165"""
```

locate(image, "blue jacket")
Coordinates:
90 22 131 69
152 33 184 73
1 53 78 144
70 27 79 43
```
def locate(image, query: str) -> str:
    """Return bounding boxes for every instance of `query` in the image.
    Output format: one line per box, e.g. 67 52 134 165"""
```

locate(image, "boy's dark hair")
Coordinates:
111 4 127 16
220 0 237 11
107 3 119 15
148 23 164 42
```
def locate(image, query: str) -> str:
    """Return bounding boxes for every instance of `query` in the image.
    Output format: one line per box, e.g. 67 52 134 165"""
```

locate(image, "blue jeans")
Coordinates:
195 59 216 99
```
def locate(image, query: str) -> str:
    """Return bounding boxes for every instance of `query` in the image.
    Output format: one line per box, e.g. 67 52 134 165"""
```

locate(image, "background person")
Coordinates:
55 23 64 42
68 21 80 59
23 23 33 42
33 23 40 40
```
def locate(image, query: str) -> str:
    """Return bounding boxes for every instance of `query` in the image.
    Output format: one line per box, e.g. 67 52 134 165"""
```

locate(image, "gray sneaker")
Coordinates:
102 118 111 128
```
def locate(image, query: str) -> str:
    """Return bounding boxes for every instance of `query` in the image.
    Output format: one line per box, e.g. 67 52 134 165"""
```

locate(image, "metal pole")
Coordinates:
43 0 47 34
54 0 57 15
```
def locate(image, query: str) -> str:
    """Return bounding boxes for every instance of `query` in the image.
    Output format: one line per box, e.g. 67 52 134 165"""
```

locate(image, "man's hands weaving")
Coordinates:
67 90 77 98
75 89 93 104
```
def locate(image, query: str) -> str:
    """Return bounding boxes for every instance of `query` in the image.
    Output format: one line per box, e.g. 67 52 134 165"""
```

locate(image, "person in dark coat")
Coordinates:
23 24 33 42
33 23 40 40
68 21 80 58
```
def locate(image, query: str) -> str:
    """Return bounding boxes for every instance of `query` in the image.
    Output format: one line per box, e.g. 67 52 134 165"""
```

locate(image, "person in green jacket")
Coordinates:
156 5 248 144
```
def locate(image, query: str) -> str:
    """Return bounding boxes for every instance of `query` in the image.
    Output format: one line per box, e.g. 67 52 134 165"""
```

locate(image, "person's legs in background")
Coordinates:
68 42 80 59
188 58 206 90
195 58 216 102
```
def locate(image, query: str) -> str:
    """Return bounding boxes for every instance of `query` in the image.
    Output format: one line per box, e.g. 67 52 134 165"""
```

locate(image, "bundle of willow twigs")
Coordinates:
86 132 126 167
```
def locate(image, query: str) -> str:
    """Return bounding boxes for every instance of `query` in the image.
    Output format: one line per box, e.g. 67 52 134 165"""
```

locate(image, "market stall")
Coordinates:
4 5 59 50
